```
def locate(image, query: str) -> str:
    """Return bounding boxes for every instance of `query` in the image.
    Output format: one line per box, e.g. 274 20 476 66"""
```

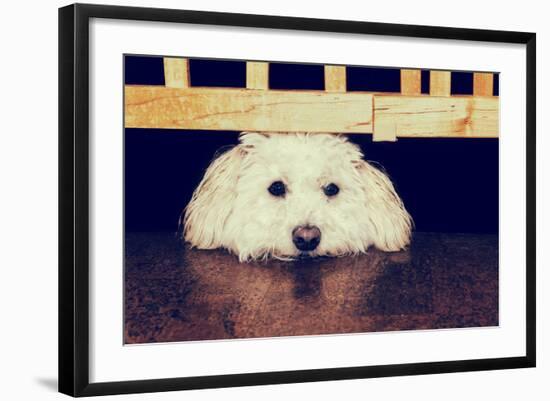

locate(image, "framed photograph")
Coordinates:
59 3 536 397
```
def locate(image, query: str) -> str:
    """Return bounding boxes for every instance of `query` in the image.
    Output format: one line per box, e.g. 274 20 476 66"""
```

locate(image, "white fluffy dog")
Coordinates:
183 132 412 262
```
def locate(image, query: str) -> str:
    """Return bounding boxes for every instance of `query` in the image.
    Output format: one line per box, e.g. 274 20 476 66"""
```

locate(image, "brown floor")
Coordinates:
124 232 498 344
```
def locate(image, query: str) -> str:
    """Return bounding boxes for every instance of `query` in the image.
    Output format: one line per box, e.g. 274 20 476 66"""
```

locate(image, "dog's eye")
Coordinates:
268 181 286 197
323 183 340 197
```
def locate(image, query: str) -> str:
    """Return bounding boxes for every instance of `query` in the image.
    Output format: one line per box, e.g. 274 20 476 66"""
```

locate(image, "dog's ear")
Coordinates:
183 145 246 249
355 160 413 251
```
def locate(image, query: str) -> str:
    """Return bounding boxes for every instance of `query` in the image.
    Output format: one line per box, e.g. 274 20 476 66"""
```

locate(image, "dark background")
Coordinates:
125 56 499 235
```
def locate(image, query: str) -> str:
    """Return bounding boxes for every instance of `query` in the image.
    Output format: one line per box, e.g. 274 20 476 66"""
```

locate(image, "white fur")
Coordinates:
184 133 412 262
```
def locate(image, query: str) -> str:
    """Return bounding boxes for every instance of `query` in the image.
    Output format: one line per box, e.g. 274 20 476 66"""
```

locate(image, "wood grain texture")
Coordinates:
125 85 373 133
246 62 269 90
473 72 494 96
163 58 189 88
400 69 421 95
324 65 347 92
429 71 451 96
373 95 499 141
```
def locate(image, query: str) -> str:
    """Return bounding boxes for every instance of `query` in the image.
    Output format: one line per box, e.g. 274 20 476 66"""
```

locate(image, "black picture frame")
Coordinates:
59 3 536 397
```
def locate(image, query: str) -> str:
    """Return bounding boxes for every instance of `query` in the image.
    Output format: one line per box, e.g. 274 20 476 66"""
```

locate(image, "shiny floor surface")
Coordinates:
125 232 498 344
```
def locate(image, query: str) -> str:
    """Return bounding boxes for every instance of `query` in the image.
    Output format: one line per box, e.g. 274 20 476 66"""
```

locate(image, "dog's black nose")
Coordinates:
292 225 321 251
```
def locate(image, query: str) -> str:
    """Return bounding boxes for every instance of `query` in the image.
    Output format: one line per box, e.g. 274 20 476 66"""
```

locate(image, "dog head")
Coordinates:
183 132 412 262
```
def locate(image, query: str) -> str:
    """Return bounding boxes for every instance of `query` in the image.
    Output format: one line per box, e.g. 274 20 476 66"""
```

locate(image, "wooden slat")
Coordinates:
246 62 269 90
473 72 494 96
373 95 499 141
400 69 421 95
429 71 451 96
125 86 373 133
324 65 347 92
163 58 190 88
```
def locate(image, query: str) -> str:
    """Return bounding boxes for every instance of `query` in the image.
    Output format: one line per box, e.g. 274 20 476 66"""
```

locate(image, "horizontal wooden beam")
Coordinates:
125 85 373 133
373 95 499 141
125 85 499 141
